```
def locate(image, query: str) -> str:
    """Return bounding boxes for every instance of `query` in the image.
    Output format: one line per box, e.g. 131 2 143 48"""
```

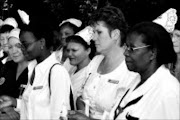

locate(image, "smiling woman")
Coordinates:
0 28 29 98
66 26 95 110
8 29 25 63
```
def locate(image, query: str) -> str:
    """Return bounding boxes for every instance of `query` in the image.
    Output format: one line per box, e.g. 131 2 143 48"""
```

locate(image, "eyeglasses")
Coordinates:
124 45 151 53
21 41 38 49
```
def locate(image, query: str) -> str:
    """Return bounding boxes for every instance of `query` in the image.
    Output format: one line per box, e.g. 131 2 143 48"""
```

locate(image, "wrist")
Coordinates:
12 98 17 107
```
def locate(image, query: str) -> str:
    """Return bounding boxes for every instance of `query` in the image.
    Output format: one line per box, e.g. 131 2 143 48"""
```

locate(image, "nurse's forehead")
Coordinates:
127 34 145 44
20 32 37 42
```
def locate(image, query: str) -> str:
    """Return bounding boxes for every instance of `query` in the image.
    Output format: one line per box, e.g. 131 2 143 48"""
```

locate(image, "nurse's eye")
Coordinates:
8 45 12 49
15 43 23 48
72 49 77 52
97 31 102 34
66 49 70 52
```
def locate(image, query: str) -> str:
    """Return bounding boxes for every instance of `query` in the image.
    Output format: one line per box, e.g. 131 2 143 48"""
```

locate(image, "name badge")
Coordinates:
108 79 119 84
33 86 43 90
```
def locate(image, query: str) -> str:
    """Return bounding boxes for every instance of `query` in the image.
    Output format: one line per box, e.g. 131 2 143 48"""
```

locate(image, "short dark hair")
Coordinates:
128 21 177 65
89 6 128 46
0 25 14 34
20 16 54 49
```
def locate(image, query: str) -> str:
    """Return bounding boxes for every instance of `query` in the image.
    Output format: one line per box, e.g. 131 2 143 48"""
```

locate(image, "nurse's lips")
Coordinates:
69 58 75 61
125 58 132 64
13 55 20 58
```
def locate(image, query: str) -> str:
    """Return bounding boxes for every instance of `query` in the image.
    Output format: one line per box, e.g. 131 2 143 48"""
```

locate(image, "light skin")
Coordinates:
66 41 90 72
92 21 125 74
8 36 29 80
8 37 25 63
172 29 180 54
0 33 9 53
171 29 180 80
92 21 115 55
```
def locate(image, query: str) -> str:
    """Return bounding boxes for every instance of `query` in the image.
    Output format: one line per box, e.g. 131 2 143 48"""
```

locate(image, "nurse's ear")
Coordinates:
39 38 45 50
149 48 157 61
111 29 120 43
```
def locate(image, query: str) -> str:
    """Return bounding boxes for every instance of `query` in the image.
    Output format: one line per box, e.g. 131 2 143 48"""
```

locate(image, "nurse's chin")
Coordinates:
126 62 136 72
69 61 78 66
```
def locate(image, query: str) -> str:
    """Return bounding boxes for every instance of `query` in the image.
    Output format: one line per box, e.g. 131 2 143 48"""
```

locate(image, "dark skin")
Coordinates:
135 60 160 89
31 38 51 64
124 33 160 90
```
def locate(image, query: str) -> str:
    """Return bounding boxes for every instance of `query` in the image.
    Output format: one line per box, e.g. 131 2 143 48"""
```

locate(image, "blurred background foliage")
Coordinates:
0 0 179 27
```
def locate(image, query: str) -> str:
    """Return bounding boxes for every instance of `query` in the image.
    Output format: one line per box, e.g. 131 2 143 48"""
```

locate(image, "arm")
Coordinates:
76 96 85 111
49 65 71 119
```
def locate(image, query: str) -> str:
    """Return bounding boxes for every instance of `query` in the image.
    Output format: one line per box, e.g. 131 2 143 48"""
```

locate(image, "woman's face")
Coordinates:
172 29 180 54
0 33 9 53
66 41 90 66
20 31 41 61
92 21 114 54
124 33 152 73
8 37 25 63
59 26 75 46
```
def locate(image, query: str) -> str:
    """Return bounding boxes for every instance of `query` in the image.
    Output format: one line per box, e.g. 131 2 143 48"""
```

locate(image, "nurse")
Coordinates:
68 6 139 120
66 26 95 109
115 22 179 119
0 16 71 119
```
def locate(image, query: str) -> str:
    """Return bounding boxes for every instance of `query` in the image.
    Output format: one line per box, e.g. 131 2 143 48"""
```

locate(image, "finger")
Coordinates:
0 96 9 101
0 107 11 112
68 110 76 115
0 101 12 109
77 110 84 114
9 111 19 120
67 112 77 119
0 113 10 120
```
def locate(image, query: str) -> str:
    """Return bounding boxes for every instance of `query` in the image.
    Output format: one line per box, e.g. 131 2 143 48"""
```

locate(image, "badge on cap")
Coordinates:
153 8 178 33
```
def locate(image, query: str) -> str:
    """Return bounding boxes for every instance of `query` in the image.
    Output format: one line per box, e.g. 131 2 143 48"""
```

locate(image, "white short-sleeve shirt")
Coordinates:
81 55 139 119
116 65 180 120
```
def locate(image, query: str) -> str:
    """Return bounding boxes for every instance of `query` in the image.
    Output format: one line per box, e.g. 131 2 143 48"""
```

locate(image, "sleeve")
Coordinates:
148 92 180 119
49 65 71 119
161 93 180 119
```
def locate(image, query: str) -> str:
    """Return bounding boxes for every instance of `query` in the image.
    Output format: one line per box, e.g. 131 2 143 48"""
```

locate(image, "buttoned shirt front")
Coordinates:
81 55 139 119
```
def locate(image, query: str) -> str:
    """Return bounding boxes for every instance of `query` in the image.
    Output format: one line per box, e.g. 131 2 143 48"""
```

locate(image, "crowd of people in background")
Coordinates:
0 4 179 120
